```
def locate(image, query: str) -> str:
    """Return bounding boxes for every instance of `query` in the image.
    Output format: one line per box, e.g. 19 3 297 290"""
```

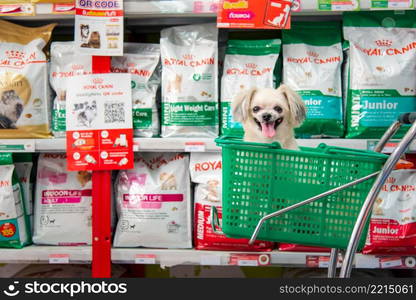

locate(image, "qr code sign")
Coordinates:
104 102 125 123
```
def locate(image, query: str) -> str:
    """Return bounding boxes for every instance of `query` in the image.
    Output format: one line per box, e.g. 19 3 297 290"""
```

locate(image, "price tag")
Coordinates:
135 254 156 264
371 0 413 9
193 1 218 13
229 254 270 266
0 140 35 152
201 255 222 266
49 254 70 264
53 3 75 14
318 0 360 11
367 140 405 153
133 141 140 152
379 257 403 268
0 3 35 16
185 142 206 152
318 256 342 268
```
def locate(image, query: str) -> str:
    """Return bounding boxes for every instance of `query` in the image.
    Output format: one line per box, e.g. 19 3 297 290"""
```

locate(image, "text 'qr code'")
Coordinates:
104 102 125 123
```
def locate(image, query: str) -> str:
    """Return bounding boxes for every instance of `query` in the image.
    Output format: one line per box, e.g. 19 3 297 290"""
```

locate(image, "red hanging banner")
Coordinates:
217 0 293 29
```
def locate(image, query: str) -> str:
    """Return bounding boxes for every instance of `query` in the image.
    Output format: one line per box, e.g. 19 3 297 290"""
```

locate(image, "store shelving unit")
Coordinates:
0 138 415 153
1 0 416 276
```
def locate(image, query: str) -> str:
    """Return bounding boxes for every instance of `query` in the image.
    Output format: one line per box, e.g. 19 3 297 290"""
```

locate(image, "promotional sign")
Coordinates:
66 73 133 171
317 0 360 10
217 0 292 29
75 0 123 56
371 0 413 8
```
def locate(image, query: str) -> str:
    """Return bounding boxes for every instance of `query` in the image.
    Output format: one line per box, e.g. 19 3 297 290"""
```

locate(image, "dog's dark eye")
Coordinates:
252 106 261 113
274 106 283 113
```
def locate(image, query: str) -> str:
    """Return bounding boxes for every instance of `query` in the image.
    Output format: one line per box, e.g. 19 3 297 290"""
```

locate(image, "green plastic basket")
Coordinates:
215 137 388 250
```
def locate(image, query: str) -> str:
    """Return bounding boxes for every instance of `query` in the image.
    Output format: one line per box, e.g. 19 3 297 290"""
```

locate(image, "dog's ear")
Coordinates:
278 84 306 127
231 88 257 123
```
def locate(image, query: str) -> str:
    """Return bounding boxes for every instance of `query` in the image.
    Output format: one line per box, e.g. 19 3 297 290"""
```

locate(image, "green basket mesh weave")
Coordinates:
216 137 388 250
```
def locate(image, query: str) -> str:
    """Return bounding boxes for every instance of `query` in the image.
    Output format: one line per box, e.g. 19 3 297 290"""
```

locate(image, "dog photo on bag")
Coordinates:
232 84 306 150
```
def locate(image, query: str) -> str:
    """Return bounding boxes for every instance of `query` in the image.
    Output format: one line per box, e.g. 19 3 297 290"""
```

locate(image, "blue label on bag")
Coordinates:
301 95 342 120
359 97 416 127
222 101 243 130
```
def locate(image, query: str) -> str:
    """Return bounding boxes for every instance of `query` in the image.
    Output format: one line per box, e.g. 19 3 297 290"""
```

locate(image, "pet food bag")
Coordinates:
0 153 31 248
13 153 34 231
114 153 192 248
282 21 344 138
363 170 416 254
221 39 281 137
160 23 218 138
111 43 160 137
343 11 416 138
0 20 55 138
190 153 274 251
50 42 92 137
33 154 92 245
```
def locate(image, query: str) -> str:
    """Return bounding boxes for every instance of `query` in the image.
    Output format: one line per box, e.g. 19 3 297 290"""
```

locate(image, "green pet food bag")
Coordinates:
0 153 31 248
220 39 281 137
343 11 416 138
283 22 344 138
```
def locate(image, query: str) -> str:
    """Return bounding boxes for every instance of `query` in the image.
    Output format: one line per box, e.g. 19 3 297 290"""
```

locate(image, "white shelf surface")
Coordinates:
1 246 416 270
0 138 414 153
0 245 92 264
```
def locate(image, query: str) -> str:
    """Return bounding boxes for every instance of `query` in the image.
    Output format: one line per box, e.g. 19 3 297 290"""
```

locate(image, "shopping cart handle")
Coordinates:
398 113 416 124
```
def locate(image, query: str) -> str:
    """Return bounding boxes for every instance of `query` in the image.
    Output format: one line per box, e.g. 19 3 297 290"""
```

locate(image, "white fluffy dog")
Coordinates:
232 84 306 150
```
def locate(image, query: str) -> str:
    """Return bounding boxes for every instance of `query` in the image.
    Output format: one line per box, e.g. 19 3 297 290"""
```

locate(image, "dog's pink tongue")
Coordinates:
261 122 276 138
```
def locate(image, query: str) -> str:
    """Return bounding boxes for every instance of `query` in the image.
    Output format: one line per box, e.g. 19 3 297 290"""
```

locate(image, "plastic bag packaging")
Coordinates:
111 43 160 137
160 23 218 138
0 20 56 138
283 21 344 138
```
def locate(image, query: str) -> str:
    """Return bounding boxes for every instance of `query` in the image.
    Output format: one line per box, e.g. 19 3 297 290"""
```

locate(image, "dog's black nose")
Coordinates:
262 113 272 122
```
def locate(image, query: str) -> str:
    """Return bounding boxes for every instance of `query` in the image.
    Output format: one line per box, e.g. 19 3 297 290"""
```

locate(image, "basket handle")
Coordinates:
318 143 386 159
215 136 282 149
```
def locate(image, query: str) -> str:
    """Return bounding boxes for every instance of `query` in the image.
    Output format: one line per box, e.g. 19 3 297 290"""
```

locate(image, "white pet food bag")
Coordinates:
50 42 92 137
0 20 55 138
221 39 281 136
160 23 218 138
13 153 34 231
0 153 30 248
114 152 192 248
33 154 92 245
111 43 160 137
190 153 274 251
343 11 416 138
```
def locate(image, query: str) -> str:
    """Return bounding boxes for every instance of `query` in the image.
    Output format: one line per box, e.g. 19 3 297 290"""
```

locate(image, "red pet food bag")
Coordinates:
363 170 416 254
190 153 274 251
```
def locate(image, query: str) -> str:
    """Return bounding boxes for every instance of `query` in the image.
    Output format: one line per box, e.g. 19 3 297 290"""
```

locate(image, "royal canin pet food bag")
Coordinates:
33 154 92 246
190 153 274 251
363 170 416 254
343 11 416 138
114 153 192 248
